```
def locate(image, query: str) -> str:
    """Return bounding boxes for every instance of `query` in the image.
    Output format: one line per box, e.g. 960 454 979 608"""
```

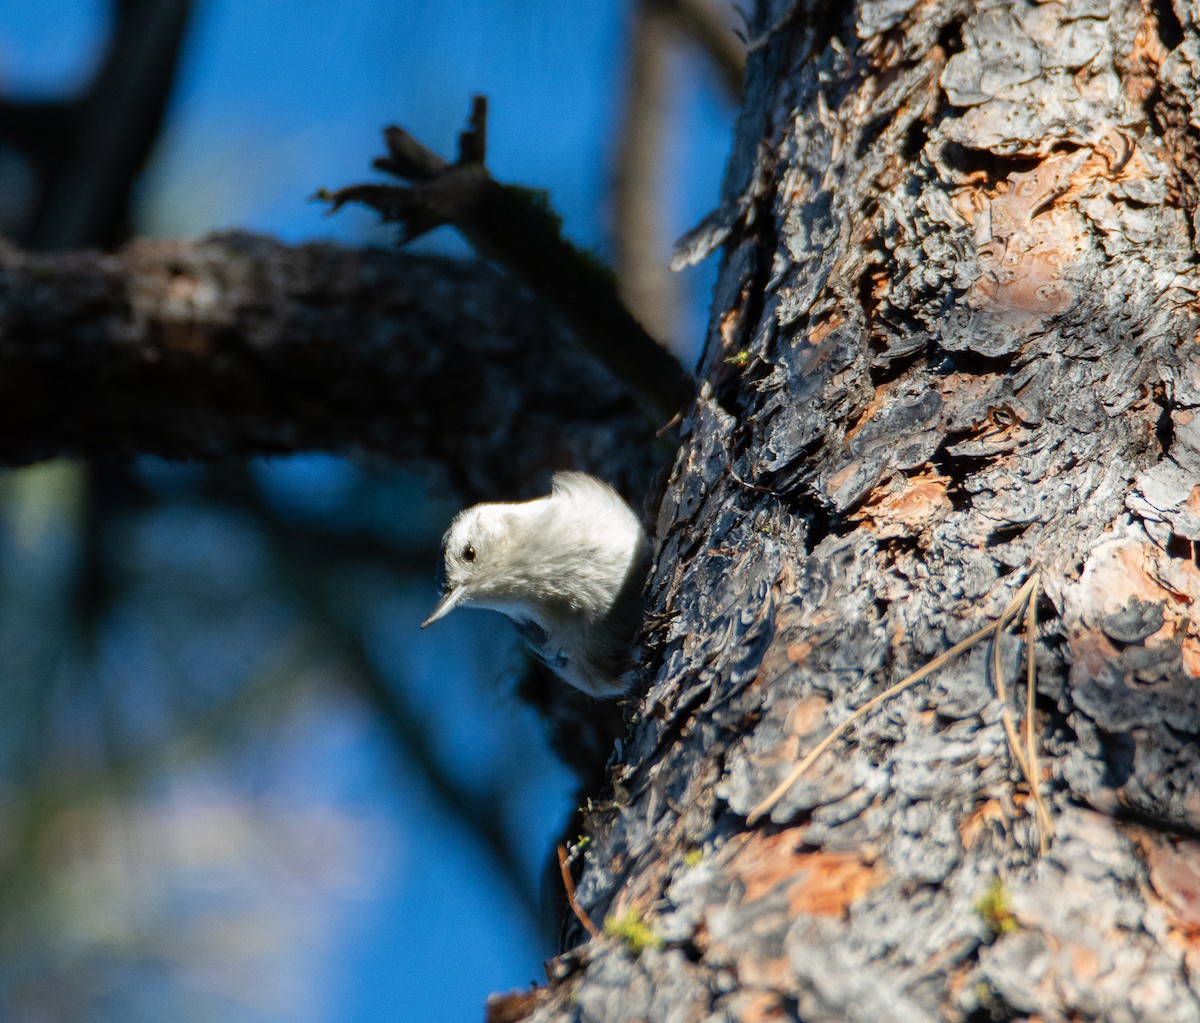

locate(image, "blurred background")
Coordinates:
0 2 739 1020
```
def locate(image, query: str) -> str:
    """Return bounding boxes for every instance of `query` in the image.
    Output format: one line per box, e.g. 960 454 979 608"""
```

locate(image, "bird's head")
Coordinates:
420 503 516 628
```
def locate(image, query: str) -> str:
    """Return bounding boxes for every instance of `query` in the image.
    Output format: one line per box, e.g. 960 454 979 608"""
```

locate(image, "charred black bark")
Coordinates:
508 1 1200 1021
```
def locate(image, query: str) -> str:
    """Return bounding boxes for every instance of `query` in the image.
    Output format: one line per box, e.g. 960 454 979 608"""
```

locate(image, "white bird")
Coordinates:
421 472 651 697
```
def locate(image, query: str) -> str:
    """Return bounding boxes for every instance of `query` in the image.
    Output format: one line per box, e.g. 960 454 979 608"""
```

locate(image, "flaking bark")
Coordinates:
502 0 1200 1021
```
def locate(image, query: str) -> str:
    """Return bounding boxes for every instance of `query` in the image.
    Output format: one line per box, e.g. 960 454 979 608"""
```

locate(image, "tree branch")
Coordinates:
320 99 696 427
613 2 679 346
0 232 661 499
18 0 194 249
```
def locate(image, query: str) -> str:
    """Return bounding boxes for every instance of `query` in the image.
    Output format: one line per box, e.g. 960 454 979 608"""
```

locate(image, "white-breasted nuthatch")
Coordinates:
420 472 651 697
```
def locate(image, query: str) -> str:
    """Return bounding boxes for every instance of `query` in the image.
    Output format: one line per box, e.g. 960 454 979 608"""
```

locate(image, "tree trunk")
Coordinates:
499 1 1200 1020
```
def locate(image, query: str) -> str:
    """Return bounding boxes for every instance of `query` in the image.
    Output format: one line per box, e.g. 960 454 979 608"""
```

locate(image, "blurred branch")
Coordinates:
197 465 547 929
347 663 544 930
1 0 195 249
0 100 78 174
614 2 678 345
319 98 695 426
259 521 545 930
0 232 663 501
612 0 744 349
7 459 547 935
653 0 746 99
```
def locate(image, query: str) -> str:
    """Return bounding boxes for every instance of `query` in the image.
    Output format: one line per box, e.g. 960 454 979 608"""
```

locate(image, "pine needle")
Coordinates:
558 843 601 940
747 573 1046 833
1025 575 1050 854
990 573 1052 852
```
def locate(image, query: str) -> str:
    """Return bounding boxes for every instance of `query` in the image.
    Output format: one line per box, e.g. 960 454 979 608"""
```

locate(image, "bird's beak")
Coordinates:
421 587 464 629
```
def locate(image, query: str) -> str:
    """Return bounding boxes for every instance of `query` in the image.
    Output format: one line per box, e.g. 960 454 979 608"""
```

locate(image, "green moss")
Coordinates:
604 907 664 955
683 848 704 868
973 980 997 1010
504 184 619 289
507 184 563 233
975 877 1017 935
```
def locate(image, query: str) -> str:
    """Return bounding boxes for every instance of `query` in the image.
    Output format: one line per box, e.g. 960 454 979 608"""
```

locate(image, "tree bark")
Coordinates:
497 0 1200 1020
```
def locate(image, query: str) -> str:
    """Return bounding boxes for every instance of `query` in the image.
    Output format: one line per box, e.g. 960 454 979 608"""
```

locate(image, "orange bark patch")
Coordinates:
960 799 1007 849
841 381 897 447
1185 631 1200 678
968 246 1074 321
486 987 544 1023
1142 835 1200 936
786 639 814 666
1125 12 1170 107
726 991 791 1023
953 140 1158 330
728 832 883 916
1068 537 1200 638
1069 629 1122 678
1067 942 1102 980
719 306 742 349
785 695 829 737
808 311 846 346
852 470 952 538
787 852 883 916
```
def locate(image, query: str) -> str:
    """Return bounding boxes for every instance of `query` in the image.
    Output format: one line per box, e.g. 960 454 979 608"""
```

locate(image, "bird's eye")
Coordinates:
462 544 476 562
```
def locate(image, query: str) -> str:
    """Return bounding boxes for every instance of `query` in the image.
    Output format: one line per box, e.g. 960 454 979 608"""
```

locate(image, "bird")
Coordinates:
421 472 651 697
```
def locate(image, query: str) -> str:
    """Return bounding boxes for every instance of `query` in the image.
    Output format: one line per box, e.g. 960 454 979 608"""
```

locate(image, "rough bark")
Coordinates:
498 0 1200 1021
0 232 659 500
